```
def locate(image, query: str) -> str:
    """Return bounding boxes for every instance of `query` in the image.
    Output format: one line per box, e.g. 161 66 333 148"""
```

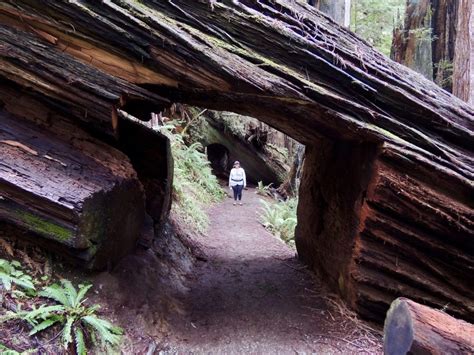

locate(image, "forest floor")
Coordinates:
160 188 383 354
0 187 383 354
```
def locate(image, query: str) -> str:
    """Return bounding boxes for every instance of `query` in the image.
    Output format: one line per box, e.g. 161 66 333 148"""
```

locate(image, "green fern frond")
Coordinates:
0 259 36 293
74 327 87 355
29 315 62 335
76 284 93 305
0 273 12 291
61 316 75 349
20 305 65 323
60 279 78 307
39 284 70 306
82 315 123 346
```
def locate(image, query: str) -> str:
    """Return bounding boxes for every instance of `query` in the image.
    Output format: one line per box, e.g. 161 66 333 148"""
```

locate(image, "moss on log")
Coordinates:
0 0 472 321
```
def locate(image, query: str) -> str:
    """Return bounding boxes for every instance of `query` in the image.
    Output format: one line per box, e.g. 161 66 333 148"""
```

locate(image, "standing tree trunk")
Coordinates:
431 0 458 92
310 0 350 26
453 0 472 102
471 5 474 105
392 0 473 101
391 0 433 80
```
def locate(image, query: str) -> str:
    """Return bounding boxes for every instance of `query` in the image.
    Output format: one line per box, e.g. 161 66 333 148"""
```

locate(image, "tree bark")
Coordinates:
0 110 145 269
392 0 472 100
471 7 474 105
384 298 474 355
391 0 434 80
431 0 458 92
311 0 349 26
453 0 472 102
0 0 472 322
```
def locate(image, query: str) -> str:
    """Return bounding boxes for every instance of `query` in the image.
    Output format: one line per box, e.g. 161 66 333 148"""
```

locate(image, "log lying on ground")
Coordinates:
0 110 145 269
0 0 472 322
384 298 474 355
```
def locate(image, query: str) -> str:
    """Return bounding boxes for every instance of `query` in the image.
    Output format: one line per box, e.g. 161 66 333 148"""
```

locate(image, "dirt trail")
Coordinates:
162 188 382 354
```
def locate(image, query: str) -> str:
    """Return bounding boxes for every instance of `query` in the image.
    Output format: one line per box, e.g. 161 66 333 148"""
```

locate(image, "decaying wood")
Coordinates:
0 109 145 268
384 298 474 355
0 0 472 322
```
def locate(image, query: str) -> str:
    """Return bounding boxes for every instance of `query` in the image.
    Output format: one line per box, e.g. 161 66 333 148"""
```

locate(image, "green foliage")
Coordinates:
0 259 36 296
434 59 454 87
256 181 273 197
2 279 122 353
259 199 298 246
159 120 225 232
0 343 33 355
351 0 405 56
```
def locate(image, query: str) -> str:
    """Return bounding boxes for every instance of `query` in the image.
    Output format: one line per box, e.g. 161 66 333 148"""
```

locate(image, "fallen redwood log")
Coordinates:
0 0 472 323
0 110 145 269
384 298 474 355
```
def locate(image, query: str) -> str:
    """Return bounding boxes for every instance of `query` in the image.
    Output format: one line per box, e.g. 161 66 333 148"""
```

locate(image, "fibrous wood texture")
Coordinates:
384 298 474 355
0 0 472 321
0 110 145 268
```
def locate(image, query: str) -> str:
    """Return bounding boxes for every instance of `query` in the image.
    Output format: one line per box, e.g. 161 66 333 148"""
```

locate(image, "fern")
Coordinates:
2 280 122 353
0 259 36 295
259 198 298 245
82 315 123 347
74 327 86 355
256 181 273 196
161 120 225 232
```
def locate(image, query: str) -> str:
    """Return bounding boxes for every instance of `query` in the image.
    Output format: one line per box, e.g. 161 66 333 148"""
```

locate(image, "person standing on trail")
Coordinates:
229 160 246 206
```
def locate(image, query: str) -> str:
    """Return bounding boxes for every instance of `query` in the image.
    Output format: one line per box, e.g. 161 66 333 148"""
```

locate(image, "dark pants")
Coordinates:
232 184 243 201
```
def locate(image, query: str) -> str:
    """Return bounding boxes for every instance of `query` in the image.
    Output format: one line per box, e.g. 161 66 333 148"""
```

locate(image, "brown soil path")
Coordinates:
163 188 382 354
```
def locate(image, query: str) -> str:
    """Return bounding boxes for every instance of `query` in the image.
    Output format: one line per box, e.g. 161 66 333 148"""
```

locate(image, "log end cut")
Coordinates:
0 110 145 269
384 298 474 355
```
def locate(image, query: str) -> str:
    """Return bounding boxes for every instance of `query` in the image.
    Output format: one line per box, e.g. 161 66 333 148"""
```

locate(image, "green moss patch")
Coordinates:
17 211 73 242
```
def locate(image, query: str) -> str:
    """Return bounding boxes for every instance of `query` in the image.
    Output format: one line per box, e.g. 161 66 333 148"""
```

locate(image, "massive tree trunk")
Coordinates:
384 298 474 355
0 109 145 269
0 0 472 323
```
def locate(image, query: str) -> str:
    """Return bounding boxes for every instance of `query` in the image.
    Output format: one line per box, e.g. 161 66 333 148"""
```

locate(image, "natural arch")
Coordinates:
0 0 472 324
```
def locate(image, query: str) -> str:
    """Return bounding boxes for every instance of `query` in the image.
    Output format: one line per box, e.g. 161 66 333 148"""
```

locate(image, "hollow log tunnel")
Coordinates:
207 143 230 178
0 1 473 323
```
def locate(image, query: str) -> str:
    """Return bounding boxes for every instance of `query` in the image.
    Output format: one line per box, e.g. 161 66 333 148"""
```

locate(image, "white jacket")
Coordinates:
229 167 246 187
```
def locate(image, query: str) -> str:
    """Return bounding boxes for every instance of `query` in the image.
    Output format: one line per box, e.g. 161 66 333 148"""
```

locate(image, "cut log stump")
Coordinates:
0 110 145 269
384 298 474 355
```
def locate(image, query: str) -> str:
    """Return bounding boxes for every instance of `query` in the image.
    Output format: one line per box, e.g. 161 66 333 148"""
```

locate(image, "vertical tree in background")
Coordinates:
471 4 474 104
452 0 473 103
391 0 433 79
431 0 458 92
391 0 473 102
310 0 350 26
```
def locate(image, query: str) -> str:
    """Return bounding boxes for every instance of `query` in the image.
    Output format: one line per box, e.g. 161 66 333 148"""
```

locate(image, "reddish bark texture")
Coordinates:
0 0 472 322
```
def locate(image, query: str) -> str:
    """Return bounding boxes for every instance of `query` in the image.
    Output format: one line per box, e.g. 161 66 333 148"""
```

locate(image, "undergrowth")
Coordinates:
255 181 273 197
0 259 121 354
159 120 225 233
259 198 298 247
